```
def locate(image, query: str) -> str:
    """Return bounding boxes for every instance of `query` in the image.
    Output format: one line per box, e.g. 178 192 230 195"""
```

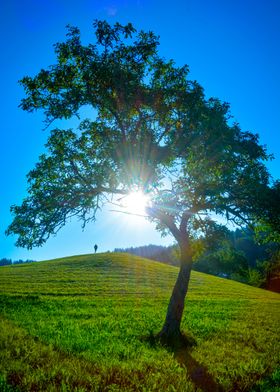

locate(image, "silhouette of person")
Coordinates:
94 244 98 253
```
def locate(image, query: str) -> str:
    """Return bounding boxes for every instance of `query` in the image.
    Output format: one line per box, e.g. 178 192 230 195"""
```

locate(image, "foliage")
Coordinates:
0 258 36 266
115 244 179 265
194 228 280 289
6 19 280 338
0 253 279 391
6 20 279 251
246 267 266 287
119 227 280 290
0 258 12 266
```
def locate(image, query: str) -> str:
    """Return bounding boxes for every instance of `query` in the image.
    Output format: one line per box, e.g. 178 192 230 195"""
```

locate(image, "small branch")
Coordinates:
146 206 182 242
42 117 56 131
109 209 149 218
179 210 191 233
157 125 171 144
69 159 92 188
83 186 129 198
108 107 126 140
225 206 251 226
99 186 128 195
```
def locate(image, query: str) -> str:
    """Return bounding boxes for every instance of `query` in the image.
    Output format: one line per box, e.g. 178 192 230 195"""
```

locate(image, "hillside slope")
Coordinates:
0 253 279 391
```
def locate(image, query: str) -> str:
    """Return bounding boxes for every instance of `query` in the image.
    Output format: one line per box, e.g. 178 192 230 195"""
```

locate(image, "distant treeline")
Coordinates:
114 244 175 264
0 258 36 266
115 228 280 292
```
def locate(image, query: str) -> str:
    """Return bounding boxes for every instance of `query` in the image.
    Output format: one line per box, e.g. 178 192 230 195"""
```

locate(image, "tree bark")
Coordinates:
159 242 192 339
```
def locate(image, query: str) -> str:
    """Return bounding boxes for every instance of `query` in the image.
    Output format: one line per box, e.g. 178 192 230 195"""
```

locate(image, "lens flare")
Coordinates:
122 191 150 216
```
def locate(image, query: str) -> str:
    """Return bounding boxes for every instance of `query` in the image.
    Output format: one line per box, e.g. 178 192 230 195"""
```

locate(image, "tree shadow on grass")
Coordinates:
175 345 224 392
143 332 224 392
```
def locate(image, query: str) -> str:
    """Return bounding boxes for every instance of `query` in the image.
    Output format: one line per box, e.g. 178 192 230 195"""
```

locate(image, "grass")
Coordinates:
0 252 279 391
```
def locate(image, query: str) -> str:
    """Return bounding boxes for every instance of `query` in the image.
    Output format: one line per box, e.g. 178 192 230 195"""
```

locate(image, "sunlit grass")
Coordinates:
0 253 279 391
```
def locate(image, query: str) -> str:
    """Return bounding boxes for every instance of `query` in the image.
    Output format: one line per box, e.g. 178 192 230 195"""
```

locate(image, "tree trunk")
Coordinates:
159 243 192 339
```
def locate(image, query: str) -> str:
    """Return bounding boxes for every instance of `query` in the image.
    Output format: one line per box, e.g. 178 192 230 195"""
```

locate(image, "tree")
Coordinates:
7 21 280 341
0 258 12 267
191 225 249 278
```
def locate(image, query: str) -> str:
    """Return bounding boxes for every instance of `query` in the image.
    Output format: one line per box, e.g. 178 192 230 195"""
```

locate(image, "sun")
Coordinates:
122 191 150 216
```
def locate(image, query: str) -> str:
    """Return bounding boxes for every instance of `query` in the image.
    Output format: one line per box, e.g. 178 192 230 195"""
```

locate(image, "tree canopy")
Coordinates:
7 20 280 339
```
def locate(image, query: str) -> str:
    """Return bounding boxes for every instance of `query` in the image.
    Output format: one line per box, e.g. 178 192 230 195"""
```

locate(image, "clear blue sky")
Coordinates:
1 0 279 261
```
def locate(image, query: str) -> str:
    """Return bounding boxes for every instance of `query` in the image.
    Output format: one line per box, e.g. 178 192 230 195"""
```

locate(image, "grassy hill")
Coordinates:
0 253 279 391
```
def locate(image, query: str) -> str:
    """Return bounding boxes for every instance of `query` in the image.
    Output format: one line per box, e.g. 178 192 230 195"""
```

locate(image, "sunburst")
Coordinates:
122 191 150 216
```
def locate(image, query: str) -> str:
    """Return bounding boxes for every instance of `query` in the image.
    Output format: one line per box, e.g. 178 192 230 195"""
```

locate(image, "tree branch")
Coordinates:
224 206 252 226
157 125 171 144
109 209 149 218
179 210 191 234
146 206 182 242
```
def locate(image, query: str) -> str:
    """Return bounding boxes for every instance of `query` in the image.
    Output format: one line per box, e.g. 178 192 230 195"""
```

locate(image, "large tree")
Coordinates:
7 21 280 340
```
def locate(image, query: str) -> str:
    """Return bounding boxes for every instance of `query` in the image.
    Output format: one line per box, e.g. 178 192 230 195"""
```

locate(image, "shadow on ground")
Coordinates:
143 332 224 392
175 346 224 392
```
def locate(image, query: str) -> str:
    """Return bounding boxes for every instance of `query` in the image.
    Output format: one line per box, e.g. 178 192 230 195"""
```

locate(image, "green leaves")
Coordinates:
8 20 279 249
93 20 136 47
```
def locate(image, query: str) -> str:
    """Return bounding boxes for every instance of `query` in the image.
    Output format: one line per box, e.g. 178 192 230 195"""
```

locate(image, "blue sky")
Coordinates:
1 0 279 261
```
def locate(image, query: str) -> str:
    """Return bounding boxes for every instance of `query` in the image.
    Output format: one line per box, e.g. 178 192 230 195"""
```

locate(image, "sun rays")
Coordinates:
121 191 150 216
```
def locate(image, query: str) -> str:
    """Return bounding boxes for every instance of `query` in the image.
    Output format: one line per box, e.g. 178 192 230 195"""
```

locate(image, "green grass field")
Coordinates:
0 253 279 391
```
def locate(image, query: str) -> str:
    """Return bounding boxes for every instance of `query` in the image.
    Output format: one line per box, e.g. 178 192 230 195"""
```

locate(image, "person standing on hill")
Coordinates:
94 244 98 253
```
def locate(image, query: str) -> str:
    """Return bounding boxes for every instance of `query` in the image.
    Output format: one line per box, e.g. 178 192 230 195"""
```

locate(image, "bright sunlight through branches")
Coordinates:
121 191 150 216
